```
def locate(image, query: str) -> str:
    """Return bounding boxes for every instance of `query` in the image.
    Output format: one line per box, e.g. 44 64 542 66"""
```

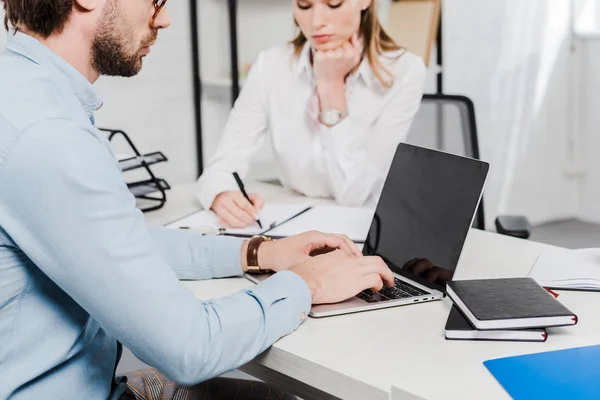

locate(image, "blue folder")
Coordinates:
484 345 600 400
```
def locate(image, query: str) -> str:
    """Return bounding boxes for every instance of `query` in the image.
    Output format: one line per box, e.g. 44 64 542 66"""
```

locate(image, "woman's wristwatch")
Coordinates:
246 235 273 274
320 108 348 127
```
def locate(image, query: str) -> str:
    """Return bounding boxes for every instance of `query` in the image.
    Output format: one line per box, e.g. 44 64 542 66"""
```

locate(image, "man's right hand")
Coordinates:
290 251 395 305
211 191 264 228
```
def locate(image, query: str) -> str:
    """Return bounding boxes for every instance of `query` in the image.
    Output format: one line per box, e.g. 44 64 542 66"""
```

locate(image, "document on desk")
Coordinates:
266 205 375 243
167 203 311 236
484 345 600 400
528 248 600 291
167 204 374 242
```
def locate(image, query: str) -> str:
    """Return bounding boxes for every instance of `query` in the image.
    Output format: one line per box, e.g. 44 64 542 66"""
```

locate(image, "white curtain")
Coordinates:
445 0 578 227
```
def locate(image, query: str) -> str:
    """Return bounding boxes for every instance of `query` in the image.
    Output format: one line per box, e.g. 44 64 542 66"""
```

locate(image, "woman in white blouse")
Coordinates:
197 0 426 228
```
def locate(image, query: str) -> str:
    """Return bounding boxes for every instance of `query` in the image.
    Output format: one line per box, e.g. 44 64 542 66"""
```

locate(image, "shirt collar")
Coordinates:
6 31 103 116
293 41 376 89
293 42 312 80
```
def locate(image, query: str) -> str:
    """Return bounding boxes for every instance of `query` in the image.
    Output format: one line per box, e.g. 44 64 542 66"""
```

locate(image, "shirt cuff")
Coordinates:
246 270 312 331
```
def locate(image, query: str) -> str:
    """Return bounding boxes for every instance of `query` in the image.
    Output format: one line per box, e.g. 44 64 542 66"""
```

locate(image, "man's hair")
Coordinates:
1 0 74 38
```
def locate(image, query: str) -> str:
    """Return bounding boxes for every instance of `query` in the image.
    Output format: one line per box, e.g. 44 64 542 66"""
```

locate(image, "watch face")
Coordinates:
322 110 341 126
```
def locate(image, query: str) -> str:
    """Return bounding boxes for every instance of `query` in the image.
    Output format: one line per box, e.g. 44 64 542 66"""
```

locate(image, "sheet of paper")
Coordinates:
528 248 600 290
266 205 375 242
167 203 311 236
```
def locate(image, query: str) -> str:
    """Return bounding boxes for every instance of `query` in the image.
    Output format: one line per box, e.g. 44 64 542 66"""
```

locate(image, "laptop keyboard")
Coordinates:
356 278 430 303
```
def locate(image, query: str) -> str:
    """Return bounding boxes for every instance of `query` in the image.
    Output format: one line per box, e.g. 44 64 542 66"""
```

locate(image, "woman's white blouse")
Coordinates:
197 42 427 209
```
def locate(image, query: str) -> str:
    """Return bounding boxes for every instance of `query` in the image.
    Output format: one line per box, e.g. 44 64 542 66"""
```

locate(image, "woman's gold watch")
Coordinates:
246 235 273 274
320 108 348 127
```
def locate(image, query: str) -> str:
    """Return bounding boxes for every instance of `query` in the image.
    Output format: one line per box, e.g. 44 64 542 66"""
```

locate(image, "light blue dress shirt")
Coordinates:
0 32 311 400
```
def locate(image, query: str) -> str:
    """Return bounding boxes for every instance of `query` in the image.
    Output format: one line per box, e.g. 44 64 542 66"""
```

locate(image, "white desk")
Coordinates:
148 183 600 400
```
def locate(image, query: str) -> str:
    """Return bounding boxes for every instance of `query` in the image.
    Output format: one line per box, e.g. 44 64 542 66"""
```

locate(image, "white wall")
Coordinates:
574 1 600 223
444 0 579 228
574 0 600 34
577 36 600 223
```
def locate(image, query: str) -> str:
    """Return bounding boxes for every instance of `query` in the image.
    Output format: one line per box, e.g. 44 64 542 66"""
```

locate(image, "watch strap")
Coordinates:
246 235 273 273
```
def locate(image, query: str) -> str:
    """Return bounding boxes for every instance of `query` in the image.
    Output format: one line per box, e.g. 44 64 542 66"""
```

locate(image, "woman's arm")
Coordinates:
196 53 269 212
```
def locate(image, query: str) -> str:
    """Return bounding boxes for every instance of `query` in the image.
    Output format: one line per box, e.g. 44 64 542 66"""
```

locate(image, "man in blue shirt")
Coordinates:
0 0 394 399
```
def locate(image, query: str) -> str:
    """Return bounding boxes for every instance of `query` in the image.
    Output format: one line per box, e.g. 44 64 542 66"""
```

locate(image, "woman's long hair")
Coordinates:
291 0 402 88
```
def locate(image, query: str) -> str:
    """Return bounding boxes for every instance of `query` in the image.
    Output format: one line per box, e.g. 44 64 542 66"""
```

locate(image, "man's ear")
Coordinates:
73 0 99 12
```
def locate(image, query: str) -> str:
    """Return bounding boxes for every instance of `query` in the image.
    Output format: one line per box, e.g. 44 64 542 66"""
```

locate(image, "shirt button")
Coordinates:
300 311 307 321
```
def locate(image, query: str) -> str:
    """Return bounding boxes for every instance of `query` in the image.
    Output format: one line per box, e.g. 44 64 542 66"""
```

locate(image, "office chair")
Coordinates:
405 94 532 239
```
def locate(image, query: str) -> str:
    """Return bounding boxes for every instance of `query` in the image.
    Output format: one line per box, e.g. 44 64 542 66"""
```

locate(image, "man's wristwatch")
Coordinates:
320 108 348 127
246 235 273 274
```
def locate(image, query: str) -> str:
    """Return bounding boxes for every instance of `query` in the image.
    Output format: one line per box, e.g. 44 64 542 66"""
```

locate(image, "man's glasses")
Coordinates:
153 0 168 20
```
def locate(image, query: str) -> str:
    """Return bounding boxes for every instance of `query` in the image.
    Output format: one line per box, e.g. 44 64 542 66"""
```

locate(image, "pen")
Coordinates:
232 172 263 229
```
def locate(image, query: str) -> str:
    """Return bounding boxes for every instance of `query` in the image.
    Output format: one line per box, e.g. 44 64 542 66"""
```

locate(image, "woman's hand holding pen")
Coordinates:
211 191 264 228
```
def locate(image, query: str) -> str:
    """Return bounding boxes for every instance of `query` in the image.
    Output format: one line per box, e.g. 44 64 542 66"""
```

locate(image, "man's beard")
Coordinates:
91 5 157 77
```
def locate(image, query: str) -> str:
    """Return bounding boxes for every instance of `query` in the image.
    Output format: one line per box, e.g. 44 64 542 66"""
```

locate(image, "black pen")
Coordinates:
232 172 263 229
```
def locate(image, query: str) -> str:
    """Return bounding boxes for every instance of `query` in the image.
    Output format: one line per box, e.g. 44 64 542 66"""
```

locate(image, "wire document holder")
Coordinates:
101 128 171 212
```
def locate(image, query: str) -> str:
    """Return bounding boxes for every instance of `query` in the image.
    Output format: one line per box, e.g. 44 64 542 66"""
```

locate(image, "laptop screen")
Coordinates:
363 143 489 293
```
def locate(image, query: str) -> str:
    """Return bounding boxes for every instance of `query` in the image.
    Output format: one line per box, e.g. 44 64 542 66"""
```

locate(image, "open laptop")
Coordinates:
246 143 489 317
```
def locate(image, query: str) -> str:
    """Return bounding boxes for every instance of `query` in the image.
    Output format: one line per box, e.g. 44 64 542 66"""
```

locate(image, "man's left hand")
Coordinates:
254 230 361 272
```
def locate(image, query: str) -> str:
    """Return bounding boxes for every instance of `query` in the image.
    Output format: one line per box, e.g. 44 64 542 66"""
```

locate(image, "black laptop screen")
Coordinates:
362 143 489 292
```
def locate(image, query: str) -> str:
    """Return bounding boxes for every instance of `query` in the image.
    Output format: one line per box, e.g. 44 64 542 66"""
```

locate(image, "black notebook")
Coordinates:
446 278 578 330
444 305 547 342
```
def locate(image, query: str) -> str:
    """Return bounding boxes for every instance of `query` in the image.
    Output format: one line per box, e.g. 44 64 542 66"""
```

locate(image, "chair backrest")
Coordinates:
405 94 486 230
384 0 441 66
